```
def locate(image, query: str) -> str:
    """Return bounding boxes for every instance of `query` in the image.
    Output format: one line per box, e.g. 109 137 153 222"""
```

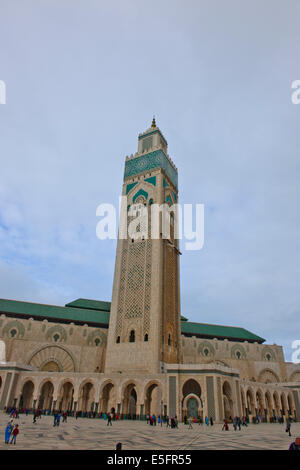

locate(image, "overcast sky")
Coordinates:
0 0 299 362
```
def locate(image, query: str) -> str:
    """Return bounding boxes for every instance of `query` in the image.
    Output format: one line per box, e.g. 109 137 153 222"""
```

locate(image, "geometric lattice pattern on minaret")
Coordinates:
116 239 152 341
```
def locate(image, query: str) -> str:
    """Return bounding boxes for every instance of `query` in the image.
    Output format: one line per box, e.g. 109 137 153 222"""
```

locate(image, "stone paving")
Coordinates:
0 412 299 450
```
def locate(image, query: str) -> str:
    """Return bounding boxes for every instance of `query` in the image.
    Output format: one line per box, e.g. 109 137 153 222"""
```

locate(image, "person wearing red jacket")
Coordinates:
10 424 19 445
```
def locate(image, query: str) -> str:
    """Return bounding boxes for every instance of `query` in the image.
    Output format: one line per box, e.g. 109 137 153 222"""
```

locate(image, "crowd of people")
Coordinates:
146 414 179 428
2 406 299 449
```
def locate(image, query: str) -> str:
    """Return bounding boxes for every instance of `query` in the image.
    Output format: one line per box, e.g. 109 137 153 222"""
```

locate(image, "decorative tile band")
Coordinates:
124 150 178 189
126 181 138 195
144 176 157 187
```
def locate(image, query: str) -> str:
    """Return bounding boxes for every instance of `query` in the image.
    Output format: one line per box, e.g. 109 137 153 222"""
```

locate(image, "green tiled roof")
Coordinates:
0 298 110 327
181 321 265 343
65 298 111 312
0 298 265 343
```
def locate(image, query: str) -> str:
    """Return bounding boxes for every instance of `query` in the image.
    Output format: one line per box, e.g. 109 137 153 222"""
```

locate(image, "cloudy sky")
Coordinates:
0 0 299 361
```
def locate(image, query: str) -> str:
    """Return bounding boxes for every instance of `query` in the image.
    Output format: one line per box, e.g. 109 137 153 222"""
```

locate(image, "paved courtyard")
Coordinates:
0 412 299 450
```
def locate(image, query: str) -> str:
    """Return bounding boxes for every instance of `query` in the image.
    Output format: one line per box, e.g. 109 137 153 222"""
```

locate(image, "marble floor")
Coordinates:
1 412 299 450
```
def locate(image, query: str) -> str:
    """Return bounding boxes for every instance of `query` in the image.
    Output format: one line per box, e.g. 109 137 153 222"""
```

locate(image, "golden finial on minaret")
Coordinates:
151 116 156 128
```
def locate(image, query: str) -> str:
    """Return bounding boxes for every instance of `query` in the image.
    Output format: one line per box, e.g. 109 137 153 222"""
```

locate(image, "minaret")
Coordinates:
105 120 182 374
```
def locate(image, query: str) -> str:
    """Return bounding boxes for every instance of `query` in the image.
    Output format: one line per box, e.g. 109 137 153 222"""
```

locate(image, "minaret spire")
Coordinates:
151 116 156 128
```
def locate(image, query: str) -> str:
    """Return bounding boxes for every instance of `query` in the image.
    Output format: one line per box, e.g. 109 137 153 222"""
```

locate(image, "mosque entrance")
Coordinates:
129 389 137 416
187 397 198 418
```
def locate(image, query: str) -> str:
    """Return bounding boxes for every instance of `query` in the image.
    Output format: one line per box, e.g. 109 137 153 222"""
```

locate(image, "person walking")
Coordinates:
233 417 237 431
188 417 193 429
166 416 170 428
238 417 242 431
10 424 19 445
222 419 229 431
210 417 214 426
107 413 112 426
5 419 14 444
205 416 209 427
286 418 292 437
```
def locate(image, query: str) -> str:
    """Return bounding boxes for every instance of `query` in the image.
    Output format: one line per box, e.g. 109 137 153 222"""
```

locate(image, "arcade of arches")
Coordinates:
0 370 299 423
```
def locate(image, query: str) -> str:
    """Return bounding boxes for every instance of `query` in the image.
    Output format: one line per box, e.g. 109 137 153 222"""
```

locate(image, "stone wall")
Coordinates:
0 315 108 373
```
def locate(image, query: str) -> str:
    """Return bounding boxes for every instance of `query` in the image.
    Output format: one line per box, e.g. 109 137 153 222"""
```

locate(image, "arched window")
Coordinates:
129 330 135 343
168 334 171 346
116 336 120 344
144 334 148 342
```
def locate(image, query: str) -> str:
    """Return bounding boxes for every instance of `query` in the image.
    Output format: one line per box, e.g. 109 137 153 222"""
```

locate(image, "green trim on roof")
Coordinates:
181 321 265 343
65 298 111 312
0 299 110 327
0 298 265 344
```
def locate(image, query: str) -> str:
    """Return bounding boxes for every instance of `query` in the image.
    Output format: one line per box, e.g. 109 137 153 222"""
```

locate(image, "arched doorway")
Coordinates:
100 382 116 414
145 383 162 416
246 389 255 417
19 380 34 409
186 396 199 418
58 381 74 412
181 379 202 421
273 392 281 417
129 389 137 416
122 383 137 418
265 391 273 422
256 390 265 419
223 382 233 420
79 382 95 413
38 381 54 410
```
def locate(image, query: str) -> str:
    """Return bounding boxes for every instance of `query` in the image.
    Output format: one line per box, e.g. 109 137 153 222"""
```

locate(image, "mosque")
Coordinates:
0 120 299 422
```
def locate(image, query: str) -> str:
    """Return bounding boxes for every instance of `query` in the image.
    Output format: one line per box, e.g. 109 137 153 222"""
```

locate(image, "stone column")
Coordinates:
205 376 216 422
51 400 57 414
15 395 21 409
139 404 144 420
